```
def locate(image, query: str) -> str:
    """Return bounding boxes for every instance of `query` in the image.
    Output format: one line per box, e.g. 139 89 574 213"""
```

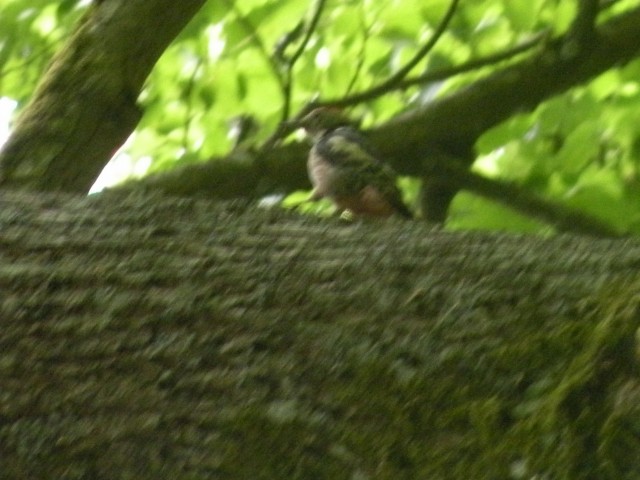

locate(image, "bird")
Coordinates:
297 108 412 219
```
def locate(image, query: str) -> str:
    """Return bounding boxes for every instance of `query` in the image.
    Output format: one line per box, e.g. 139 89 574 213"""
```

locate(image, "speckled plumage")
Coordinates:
299 109 412 219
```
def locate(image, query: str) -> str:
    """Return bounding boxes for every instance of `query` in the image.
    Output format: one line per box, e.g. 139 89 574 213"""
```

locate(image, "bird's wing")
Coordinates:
319 128 380 167
313 128 412 218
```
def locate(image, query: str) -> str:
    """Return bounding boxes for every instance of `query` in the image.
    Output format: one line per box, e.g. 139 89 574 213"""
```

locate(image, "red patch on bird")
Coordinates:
334 185 397 217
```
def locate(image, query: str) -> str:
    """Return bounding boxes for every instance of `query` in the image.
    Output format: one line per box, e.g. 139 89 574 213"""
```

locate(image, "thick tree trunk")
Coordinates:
1 189 639 478
0 0 207 192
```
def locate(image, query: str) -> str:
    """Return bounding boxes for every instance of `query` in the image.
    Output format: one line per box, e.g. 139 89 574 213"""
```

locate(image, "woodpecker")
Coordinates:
298 108 412 219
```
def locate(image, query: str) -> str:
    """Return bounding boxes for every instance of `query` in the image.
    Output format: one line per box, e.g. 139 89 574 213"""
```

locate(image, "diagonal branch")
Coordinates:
376 0 460 87
288 0 326 70
375 5 640 162
345 11 371 95
424 154 621 236
311 0 459 109
396 31 547 90
182 57 204 151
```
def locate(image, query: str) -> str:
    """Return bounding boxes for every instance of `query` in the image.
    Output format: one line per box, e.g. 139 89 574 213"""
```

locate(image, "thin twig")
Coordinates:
222 0 287 100
259 0 458 150
257 107 311 155
273 21 305 64
258 0 326 151
345 9 371 96
396 31 546 90
289 0 326 69
385 0 459 85
280 0 327 122
258 17 544 152
182 57 203 151
309 0 459 109
313 30 546 107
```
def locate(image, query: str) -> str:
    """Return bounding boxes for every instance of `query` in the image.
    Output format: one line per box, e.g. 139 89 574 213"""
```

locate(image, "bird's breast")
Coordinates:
307 147 335 197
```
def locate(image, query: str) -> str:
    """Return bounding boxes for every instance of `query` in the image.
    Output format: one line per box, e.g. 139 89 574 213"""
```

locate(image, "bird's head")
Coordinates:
297 108 353 138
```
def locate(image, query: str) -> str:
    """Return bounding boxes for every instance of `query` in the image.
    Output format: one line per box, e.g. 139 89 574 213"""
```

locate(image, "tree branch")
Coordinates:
344 12 370 95
566 0 600 53
128 141 621 236
376 5 640 162
424 154 620 237
182 57 204 151
258 0 458 151
280 0 326 121
311 0 460 109
3 188 639 477
396 31 547 90
288 0 326 69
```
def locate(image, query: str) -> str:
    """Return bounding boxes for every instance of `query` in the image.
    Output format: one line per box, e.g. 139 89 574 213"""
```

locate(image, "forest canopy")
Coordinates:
2 0 640 234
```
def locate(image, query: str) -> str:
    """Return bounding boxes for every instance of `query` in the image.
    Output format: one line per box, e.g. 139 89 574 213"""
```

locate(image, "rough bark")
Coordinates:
1 189 639 479
0 0 207 192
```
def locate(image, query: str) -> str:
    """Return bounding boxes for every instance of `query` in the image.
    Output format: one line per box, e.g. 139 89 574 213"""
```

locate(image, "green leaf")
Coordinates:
503 0 543 30
448 192 548 233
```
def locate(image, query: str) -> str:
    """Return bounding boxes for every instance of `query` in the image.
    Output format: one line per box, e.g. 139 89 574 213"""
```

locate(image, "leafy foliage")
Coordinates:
3 0 640 232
